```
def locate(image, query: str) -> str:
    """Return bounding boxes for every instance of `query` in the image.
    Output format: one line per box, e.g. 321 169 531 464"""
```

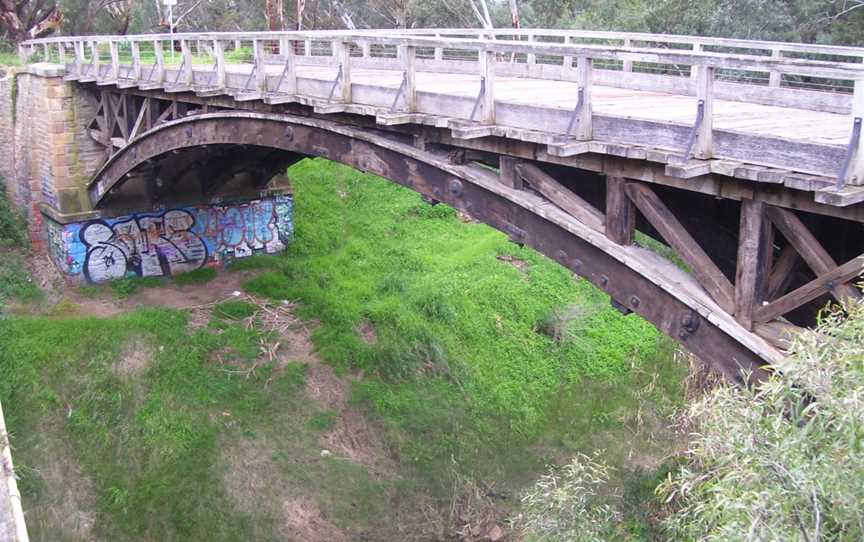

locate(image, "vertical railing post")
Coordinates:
361 41 370 59
154 39 165 83
17 43 27 65
526 32 536 75
695 63 715 159
109 40 120 80
91 41 100 79
400 44 416 112
622 38 633 73
562 36 574 81
278 37 297 94
305 38 312 57
180 39 193 85
335 40 352 103
480 48 496 124
573 55 593 140
74 41 83 74
131 41 141 80
57 42 66 66
434 32 443 62
214 39 226 89
254 39 266 91
42 43 49 61
846 79 864 185
691 42 702 80
768 48 782 87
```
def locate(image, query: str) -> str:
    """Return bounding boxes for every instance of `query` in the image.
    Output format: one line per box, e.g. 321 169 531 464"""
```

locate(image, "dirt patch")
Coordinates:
496 254 529 274
221 435 347 542
113 340 154 377
278 322 317 364
282 497 346 542
24 419 98 541
322 407 384 467
304 364 347 410
356 319 378 345
120 271 253 311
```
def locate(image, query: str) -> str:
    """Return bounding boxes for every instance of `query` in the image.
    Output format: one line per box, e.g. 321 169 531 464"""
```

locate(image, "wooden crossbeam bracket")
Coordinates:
624 182 735 313
755 254 864 323
515 162 605 232
766 205 861 304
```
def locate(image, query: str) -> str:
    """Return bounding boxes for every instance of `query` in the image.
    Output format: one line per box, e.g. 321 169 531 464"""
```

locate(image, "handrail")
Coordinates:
19 30 864 81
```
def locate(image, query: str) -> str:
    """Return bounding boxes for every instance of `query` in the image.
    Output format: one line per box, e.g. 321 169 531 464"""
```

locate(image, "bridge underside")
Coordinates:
51 84 852 382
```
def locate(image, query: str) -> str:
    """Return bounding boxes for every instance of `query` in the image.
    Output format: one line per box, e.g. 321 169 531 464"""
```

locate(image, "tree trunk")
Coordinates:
509 0 520 28
296 0 305 30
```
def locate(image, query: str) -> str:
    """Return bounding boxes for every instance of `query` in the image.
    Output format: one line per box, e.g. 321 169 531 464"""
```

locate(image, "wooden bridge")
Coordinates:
17 29 864 381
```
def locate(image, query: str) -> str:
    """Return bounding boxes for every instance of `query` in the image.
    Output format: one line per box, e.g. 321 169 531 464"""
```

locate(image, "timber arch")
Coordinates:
87 111 778 381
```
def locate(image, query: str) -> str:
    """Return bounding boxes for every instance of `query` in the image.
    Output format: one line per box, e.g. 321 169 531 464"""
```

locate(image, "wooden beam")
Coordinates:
402 45 417 112
515 162 604 232
129 98 149 141
625 182 735 313
767 243 798 301
573 55 592 140
766 206 861 303
278 37 297 94
605 175 635 245
480 49 496 124
214 39 226 89
755 253 864 323
336 40 352 103
734 199 774 330
694 64 714 159
499 155 522 189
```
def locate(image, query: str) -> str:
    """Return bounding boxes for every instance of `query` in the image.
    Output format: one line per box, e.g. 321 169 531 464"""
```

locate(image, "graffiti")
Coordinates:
194 197 294 260
43 195 294 283
80 210 209 282
41 174 59 209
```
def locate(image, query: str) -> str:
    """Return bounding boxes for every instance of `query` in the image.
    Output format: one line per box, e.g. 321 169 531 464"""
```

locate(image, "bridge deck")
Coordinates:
21 29 864 205
295 64 850 145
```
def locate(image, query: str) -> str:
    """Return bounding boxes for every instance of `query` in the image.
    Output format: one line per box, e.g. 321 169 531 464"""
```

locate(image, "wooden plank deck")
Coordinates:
293 64 851 145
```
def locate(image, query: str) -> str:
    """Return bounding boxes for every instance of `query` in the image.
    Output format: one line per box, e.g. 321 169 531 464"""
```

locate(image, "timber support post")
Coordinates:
605 176 635 245
735 199 773 330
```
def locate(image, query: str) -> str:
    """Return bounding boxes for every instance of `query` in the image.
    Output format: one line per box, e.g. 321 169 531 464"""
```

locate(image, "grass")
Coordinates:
0 51 19 67
0 159 688 540
0 177 41 313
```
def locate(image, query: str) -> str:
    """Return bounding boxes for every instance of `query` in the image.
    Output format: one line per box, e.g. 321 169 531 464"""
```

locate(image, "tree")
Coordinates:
1 0 62 44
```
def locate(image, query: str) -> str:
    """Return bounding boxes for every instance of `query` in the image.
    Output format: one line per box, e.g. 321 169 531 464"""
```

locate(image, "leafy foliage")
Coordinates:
658 301 864 541
514 453 625 542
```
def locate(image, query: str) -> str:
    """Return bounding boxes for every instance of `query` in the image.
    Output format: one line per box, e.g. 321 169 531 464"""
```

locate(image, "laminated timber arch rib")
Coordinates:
88 110 785 382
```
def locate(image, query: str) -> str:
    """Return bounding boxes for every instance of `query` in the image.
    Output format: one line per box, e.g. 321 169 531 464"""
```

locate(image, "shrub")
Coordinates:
0 178 27 247
658 300 864 541
513 453 625 542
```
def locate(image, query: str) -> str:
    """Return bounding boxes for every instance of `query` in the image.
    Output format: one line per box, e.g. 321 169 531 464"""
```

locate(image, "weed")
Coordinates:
109 276 162 298
307 409 338 431
173 267 217 285
228 254 282 272
214 300 257 321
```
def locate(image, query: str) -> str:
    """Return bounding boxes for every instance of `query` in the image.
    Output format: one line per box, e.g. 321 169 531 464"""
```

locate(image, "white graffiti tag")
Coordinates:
80 210 208 283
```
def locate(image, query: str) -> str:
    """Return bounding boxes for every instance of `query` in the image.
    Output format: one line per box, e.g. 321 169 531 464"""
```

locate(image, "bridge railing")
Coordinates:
19 29 864 185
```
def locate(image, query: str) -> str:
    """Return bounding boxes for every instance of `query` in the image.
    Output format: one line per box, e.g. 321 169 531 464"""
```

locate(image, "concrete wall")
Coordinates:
44 195 294 283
